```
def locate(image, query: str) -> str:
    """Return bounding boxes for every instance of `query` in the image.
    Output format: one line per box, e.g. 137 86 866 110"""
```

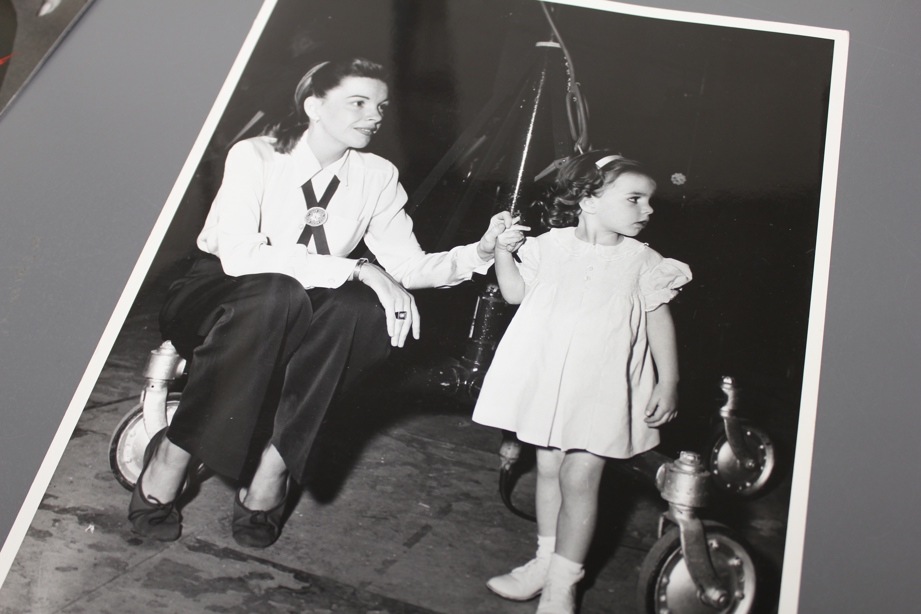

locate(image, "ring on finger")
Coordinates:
395 311 407 320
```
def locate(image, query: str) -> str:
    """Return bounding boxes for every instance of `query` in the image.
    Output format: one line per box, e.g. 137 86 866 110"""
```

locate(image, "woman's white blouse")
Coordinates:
197 136 491 289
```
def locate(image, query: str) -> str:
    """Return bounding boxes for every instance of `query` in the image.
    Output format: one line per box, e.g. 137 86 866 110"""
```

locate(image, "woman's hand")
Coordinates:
644 381 679 428
477 212 520 260
357 263 420 347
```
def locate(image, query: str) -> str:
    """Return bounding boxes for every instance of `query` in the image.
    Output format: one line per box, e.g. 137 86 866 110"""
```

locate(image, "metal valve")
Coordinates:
141 341 186 436
656 451 711 509
142 341 186 383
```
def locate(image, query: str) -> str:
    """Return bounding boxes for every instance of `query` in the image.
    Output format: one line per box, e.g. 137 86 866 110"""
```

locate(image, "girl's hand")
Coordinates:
496 226 529 253
477 212 522 260
644 381 679 428
356 263 420 347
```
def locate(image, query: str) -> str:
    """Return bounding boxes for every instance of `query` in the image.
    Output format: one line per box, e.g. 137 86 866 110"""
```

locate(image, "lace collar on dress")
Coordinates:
548 227 647 261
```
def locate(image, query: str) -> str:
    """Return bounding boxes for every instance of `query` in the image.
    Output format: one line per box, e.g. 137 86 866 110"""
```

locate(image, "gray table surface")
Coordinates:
0 1 918 612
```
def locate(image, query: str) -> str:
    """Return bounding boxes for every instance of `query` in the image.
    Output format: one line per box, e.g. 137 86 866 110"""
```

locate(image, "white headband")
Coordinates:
595 154 623 168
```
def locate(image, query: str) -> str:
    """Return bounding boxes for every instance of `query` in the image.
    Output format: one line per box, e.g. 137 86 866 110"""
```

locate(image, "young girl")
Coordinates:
472 151 691 613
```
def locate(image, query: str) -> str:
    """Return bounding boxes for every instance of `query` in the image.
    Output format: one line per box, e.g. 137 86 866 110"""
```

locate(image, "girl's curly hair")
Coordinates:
537 150 650 228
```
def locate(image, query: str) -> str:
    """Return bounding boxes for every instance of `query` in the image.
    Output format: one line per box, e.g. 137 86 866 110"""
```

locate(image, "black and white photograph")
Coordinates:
0 0 847 612
0 0 95 117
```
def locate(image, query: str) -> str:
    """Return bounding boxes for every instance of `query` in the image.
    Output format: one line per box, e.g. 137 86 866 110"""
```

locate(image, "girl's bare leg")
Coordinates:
555 450 606 563
486 447 565 601
535 447 566 537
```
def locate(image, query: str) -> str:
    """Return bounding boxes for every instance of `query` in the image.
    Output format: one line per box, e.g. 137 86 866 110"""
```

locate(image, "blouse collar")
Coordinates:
288 138 353 188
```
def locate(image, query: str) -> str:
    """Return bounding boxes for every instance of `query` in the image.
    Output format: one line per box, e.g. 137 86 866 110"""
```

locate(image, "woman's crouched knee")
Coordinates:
250 273 312 323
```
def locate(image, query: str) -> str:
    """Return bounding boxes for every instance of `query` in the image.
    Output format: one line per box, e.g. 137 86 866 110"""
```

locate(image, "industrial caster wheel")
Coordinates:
705 423 775 497
108 394 181 490
637 521 757 614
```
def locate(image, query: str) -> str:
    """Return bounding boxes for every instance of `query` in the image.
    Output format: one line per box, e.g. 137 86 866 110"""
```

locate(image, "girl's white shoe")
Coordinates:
535 554 584 614
486 555 550 601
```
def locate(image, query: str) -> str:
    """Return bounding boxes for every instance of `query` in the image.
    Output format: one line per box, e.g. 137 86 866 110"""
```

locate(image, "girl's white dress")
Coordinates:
472 227 692 459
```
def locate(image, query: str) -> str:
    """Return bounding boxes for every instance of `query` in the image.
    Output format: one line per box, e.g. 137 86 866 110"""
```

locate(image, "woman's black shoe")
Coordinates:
231 487 287 548
127 428 182 542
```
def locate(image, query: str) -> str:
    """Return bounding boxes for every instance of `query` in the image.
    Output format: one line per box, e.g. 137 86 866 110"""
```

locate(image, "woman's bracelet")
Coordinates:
351 257 369 282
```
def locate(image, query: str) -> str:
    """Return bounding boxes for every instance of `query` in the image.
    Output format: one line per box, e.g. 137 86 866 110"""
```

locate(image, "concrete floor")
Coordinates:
0 288 793 614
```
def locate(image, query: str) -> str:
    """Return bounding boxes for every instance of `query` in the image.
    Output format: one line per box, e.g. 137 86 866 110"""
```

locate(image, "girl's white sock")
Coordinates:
536 534 556 558
550 553 584 575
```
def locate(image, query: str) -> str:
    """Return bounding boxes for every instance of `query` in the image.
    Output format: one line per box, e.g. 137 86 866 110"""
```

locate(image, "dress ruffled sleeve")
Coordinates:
516 237 541 286
640 257 692 311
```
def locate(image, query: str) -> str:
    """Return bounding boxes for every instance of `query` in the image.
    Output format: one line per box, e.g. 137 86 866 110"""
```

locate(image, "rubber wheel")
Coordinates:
706 423 775 497
499 465 537 522
637 521 757 614
108 394 181 490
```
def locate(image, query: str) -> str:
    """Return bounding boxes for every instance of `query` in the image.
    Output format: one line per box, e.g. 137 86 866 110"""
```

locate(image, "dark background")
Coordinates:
0 1 917 612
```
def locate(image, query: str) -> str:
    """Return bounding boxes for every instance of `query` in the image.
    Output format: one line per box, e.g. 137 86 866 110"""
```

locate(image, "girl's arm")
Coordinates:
644 304 679 427
493 218 529 303
495 246 526 304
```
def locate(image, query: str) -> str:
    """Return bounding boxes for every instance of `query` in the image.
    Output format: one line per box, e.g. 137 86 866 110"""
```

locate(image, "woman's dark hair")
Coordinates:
266 57 388 154
538 150 651 228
